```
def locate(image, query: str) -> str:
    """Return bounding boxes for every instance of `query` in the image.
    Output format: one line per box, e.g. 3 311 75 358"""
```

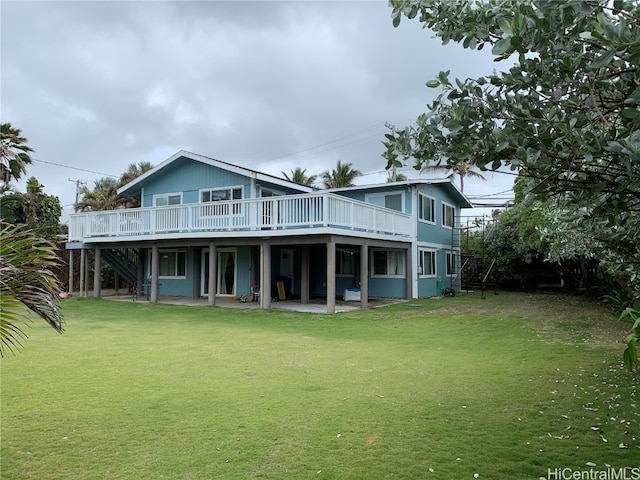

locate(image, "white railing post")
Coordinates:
323 195 329 226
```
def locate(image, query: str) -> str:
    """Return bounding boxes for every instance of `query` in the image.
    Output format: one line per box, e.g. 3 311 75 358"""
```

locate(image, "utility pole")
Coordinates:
68 178 86 212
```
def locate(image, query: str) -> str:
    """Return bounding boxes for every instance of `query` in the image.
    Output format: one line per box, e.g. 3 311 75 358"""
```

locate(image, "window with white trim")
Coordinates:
419 250 436 277
442 203 455 228
200 186 243 215
372 249 405 277
418 194 435 223
154 193 182 206
446 252 457 276
365 191 404 212
336 249 356 276
151 250 187 278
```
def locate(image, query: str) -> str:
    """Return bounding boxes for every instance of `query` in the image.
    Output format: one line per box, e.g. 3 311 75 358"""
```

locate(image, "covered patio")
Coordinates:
96 290 404 314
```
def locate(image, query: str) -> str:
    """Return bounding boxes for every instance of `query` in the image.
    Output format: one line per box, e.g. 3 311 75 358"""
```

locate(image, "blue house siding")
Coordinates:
142 158 252 207
90 152 474 303
337 186 413 215
369 277 406 298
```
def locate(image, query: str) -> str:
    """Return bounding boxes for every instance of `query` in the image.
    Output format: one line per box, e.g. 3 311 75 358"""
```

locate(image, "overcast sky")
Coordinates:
1 0 514 223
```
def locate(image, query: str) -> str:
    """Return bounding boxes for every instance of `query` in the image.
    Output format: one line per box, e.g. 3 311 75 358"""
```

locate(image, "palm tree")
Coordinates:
1 123 34 184
0 222 64 356
421 159 485 192
386 170 408 182
119 161 153 186
76 164 149 212
75 177 133 211
321 160 362 189
282 167 317 187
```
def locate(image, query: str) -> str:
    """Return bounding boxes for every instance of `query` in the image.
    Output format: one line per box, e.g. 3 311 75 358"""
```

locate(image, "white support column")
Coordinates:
208 242 217 306
360 243 368 309
326 238 336 314
150 244 159 303
405 247 412 300
93 247 101 298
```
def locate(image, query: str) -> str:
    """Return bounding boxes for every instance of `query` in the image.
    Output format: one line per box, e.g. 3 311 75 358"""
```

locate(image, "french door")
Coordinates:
201 248 237 296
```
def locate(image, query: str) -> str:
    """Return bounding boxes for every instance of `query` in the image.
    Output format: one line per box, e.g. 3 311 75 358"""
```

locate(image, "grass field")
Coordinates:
1 292 639 479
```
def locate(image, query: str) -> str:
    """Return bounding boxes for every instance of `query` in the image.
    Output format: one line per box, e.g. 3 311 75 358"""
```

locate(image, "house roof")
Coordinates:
117 150 314 196
327 178 473 208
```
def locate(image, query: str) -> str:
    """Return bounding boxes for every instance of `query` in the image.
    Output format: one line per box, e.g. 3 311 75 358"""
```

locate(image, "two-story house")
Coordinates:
66 150 471 313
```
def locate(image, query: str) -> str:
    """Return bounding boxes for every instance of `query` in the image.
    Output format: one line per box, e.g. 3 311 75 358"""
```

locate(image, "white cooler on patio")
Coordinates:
343 288 361 301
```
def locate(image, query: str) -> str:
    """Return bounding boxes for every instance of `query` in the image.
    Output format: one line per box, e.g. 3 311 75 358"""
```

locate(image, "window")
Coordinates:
419 250 436 277
372 249 405 277
442 203 455 228
337 249 356 276
200 187 243 215
366 191 404 212
418 194 435 223
446 252 457 276
157 250 187 278
154 193 182 206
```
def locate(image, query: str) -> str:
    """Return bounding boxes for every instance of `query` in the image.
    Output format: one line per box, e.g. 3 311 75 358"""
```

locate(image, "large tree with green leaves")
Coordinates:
384 0 640 299
321 160 362 188
0 123 34 185
0 222 64 356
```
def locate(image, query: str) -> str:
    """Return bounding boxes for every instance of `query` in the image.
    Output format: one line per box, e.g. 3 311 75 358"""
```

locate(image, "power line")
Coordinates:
31 156 119 178
265 120 415 164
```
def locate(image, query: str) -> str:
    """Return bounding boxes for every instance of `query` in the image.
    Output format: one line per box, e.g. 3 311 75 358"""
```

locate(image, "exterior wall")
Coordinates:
142 159 251 207
337 186 413 215
369 277 406 298
138 156 308 208
414 184 464 297
119 157 471 301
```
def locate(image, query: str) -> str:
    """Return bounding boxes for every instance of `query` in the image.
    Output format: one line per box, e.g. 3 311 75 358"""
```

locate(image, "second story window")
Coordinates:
365 191 404 212
154 193 182 206
200 187 243 215
418 194 435 223
442 203 455 228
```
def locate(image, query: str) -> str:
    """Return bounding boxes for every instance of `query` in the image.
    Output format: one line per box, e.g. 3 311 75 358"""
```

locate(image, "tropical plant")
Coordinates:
421 160 485 192
119 161 153 186
75 178 122 212
383 0 640 303
321 160 362 188
619 308 640 373
0 222 64 356
386 170 407 182
1 122 34 184
282 167 317 187
0 177 62 240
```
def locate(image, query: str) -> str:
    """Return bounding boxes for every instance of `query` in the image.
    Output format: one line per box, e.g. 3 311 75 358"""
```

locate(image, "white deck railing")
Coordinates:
68 192 412 241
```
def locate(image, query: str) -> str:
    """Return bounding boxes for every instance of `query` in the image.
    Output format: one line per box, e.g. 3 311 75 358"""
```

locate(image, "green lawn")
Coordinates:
1 292 638 479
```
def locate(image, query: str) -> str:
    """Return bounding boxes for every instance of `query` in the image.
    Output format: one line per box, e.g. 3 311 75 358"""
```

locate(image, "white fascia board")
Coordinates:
117 150 312 195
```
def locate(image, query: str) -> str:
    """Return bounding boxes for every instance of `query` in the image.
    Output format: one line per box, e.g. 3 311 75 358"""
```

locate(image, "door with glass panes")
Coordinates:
201 248 237 296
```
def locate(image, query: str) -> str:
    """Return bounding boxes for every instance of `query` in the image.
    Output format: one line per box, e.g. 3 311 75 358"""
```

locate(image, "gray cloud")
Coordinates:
1 0 512 220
